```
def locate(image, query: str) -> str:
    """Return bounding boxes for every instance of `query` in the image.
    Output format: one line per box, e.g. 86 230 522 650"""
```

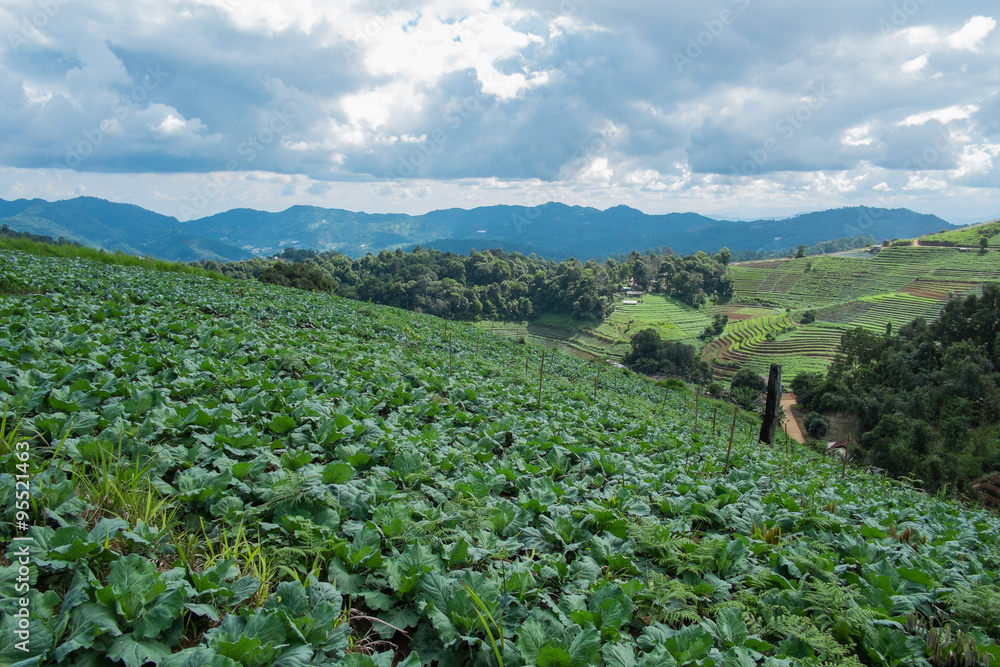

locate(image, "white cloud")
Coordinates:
341 82 421 130
153 114 188 136
947 15 996 51
952 143 1000 177
842 124 873 147
899 105 979 127
901 54 929 73
1 0 998 222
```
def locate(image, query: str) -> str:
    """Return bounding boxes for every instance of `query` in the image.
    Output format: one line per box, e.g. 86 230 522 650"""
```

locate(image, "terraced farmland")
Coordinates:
920 218 1000 247
596 294 711 345
703 314 790 368
476 319 630 359
817 292 947 332
714 246 1000 379
478 246 1000 379
730 246 1000 308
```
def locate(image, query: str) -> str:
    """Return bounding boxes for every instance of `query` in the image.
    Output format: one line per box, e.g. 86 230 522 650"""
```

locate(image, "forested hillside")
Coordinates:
793 284 1000 495
204 246 734 321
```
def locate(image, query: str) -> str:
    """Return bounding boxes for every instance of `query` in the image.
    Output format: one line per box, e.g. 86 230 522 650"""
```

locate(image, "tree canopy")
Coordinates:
794 283 1000 493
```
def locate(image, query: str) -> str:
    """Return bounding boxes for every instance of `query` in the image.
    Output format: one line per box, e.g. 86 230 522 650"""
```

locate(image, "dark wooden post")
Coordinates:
758 363 782 445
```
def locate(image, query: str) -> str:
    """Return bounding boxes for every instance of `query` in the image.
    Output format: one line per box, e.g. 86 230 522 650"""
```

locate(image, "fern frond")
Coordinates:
767 614 851 662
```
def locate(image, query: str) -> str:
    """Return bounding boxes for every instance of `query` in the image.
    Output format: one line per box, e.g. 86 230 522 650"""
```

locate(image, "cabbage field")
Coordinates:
2 249 1000 666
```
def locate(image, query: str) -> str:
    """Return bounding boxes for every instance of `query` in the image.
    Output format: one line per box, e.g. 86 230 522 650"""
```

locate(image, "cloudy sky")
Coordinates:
0 0 997 223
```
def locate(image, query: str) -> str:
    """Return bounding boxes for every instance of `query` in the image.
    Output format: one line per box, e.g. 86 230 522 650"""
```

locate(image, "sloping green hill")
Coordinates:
2 250 1000 665
0 197 251 263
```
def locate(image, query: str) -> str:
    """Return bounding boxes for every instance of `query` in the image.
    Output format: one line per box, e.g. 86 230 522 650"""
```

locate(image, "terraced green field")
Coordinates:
708 246 1000 378
596 295 711 344
474 318 630 360
479 295 711 361
476 245 1000 381
920 219 1000 247
703 315 842 379
730 246 1000 308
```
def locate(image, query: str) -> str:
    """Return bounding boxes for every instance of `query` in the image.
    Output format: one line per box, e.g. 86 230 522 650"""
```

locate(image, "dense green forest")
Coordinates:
792 283 1000 494
202 246 734 321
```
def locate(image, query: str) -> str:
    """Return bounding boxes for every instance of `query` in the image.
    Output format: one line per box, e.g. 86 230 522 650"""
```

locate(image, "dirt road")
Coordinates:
781 393 805 444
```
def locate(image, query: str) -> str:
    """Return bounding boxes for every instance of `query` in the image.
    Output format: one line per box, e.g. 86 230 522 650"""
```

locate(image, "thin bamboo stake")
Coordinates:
694 388 700 433
536 349 546 410
842 435 851 478
724 406 738 474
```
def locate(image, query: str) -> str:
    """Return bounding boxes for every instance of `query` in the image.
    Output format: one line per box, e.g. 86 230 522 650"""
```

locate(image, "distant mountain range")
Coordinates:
0 197 253 263
0 196 957 263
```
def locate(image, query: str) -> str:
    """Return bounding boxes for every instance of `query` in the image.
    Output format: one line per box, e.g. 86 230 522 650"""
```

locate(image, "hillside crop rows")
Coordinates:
3 250 1000 666
702 315 839 379
596 296 712 346
474 321 629 361
716 247 1000 378
919 220 1000 247
730 247 1000 310
815 293 944 333
706 325 847 379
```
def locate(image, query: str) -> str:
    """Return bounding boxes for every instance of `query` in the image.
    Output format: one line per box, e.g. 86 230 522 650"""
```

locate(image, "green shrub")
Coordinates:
804 413 830 439
730 367 766 394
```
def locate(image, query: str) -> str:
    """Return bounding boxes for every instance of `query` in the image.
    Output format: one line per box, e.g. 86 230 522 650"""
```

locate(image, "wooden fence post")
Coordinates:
694 388 700 433
758 364 782 445
725 407 738 474
842 435 851 478
536 349 546 410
